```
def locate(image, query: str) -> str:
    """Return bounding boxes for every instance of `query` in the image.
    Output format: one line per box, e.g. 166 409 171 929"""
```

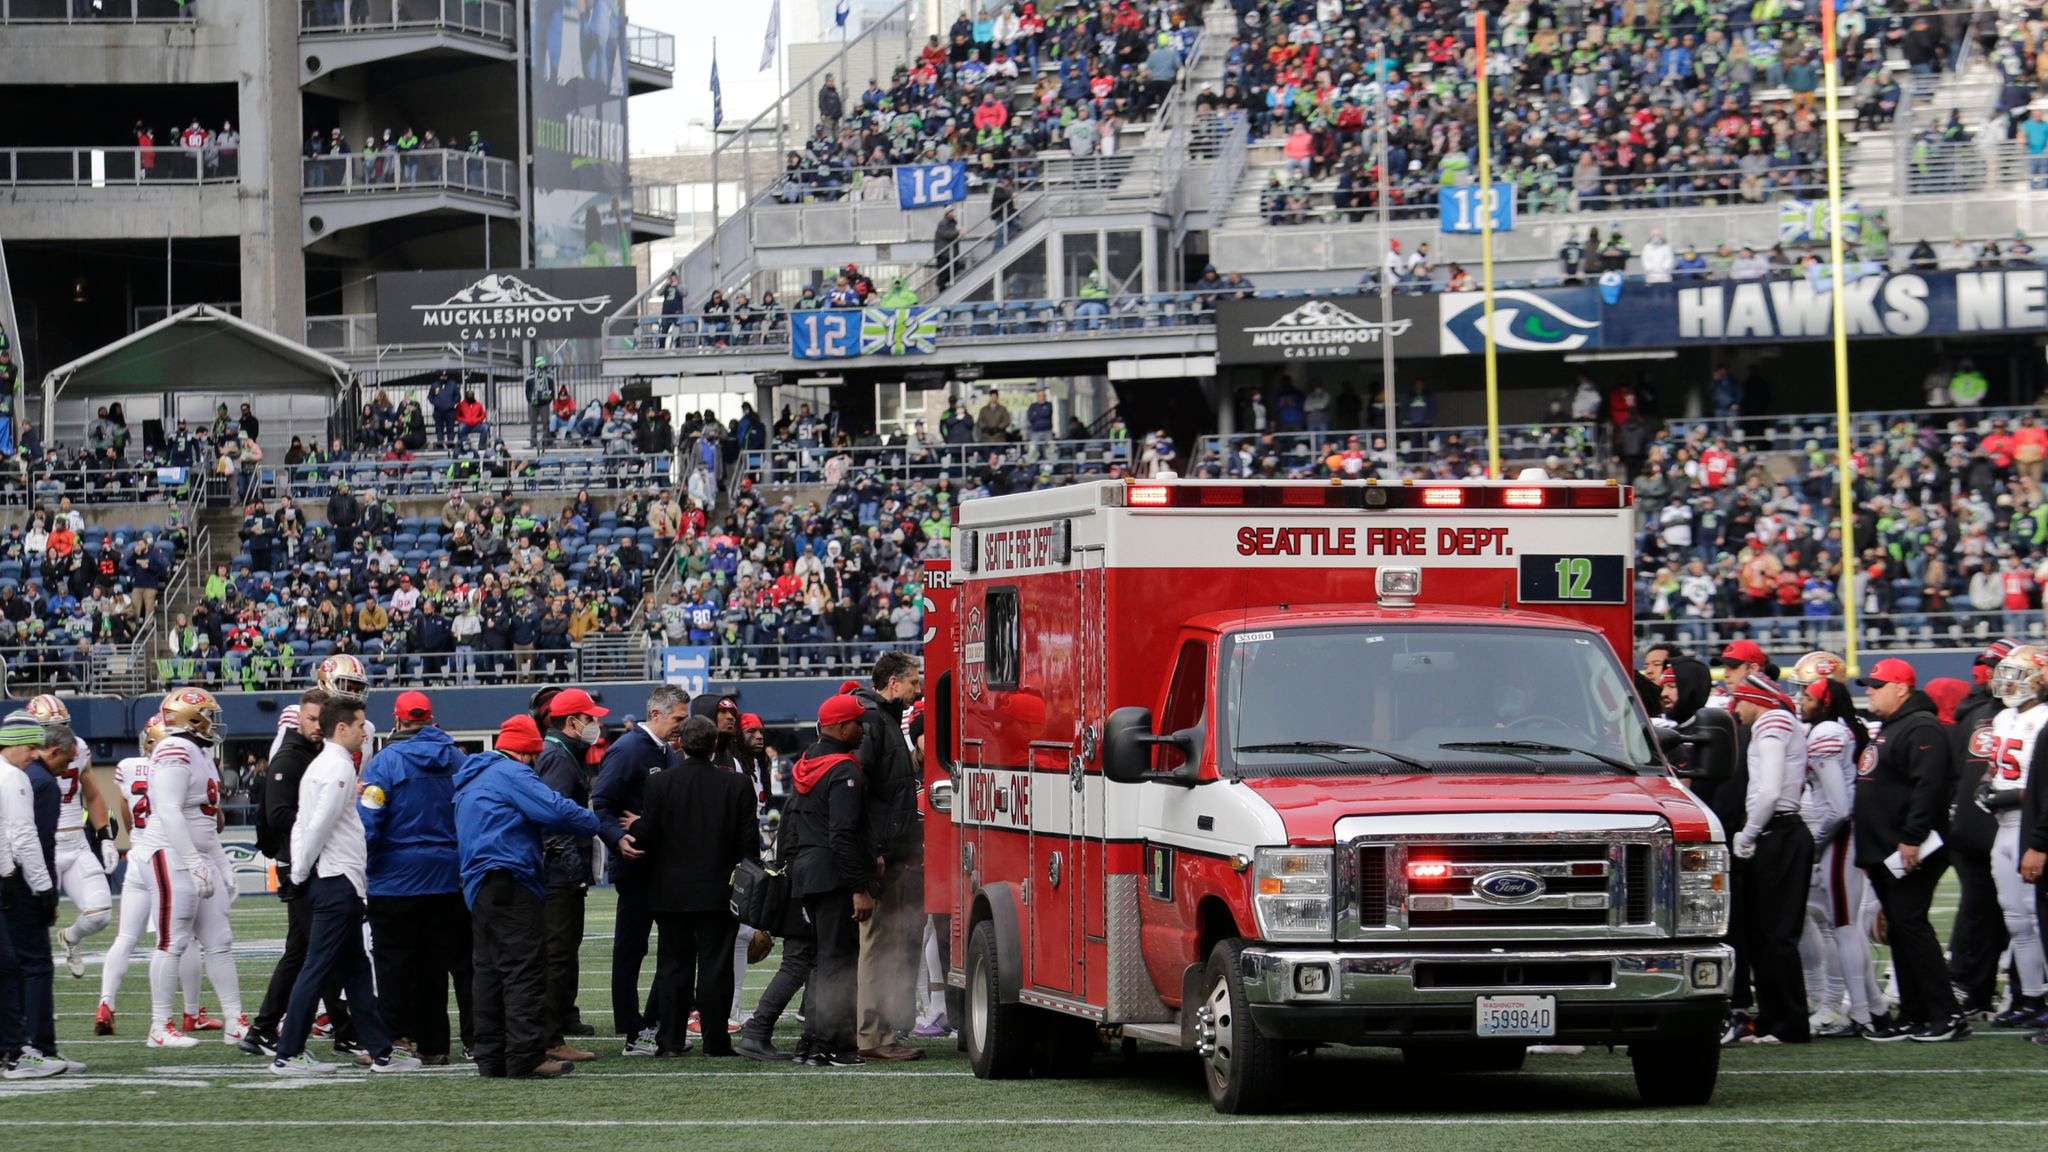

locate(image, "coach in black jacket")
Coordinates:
1855 659 1964 1039
633 717 757 1058
246 688 354 1055
536 687 607 1061
851 651 925 1061
1947 644 2011 1014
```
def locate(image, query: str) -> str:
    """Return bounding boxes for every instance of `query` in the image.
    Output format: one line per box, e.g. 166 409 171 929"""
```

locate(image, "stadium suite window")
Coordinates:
985 587 1019 692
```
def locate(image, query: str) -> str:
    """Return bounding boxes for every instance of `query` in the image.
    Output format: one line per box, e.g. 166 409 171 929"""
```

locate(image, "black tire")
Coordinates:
1034 1011 1099 1078
1198 938 1285 1113
964 920 1032 1079
1403 1042 1527 1073
1632 1035 1720 1106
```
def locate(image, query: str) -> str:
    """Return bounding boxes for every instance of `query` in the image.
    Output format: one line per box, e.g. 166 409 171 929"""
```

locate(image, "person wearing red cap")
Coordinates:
1721 675 1812 1045
1854 657 1967 1041
452 714 600 1079
1712 639 1768 710
536 687 610 1064
782 692 875 1067
1948 639 2021 1018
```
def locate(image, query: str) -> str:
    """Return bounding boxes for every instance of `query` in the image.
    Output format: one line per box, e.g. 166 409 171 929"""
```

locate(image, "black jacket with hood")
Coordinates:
1854 690 1953 868
853 685 920 863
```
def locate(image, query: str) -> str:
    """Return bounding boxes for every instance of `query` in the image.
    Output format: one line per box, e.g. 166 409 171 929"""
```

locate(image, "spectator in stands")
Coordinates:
429 371 461 449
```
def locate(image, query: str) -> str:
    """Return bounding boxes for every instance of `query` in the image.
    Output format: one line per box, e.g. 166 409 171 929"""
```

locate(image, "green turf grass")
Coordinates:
7 884 2044 1152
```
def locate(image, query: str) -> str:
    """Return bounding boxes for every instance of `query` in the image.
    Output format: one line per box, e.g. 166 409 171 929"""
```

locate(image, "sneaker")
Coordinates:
238 1030 278 1057
726 1017 744 1034
461 1046 475 1062
1864 1015 1915 1042
911 1018 951 1039
1910 1015 1971 1042
1993 998 2045 1029
738 1033 792 1062
147 1021 200 1049
55 1055 89 1074
3 1050 65 1080
824 1050 867 1067
1719 1012 1755 1047
93 1003 115 1036
622 1028 660 1057
224 1014 252 1046
545 1044 596 1063
1740 1033 1782 1045
331 1037 366 1057
371 1049 423 1072
1815 1017 1869 1039
62 933 84 979
184 1008 222 1032
270 1053 337 1076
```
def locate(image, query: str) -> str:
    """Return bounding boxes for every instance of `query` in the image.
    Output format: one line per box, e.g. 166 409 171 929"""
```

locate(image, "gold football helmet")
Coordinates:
140 712 168 758
159 687 224 745
1782 651 1848 691
25 693 71 727
1992 645 2048 708
316 653 369 699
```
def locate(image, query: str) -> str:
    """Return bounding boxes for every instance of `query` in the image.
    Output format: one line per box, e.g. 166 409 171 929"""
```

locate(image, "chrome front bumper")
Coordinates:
1240 942 1733 1007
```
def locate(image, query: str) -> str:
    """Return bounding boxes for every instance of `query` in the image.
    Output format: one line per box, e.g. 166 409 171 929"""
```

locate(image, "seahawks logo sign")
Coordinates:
1439 290 1601 354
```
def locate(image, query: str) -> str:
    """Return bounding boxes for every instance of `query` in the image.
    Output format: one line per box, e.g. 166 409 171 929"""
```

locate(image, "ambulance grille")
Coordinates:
1355 840 1659 934
1623 844 1654 924
1355 846 1389 927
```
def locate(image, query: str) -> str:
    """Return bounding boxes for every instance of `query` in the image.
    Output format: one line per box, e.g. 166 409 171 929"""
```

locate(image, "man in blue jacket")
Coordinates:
454 714 599 1079
360 691 470 1064
590 682 685 1055
428 370 460 449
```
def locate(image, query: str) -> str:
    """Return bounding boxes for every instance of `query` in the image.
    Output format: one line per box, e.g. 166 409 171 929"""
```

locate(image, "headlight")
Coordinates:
1676 843 1729 937
1252 847 1333 942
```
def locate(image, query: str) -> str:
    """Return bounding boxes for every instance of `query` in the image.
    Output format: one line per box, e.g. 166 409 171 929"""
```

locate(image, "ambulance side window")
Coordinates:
1156 640 1209 772
985 588 1020 691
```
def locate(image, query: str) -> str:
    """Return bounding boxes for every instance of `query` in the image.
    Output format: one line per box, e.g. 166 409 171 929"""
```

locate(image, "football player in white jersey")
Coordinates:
311 653 377 750
1982 645 2048 1026
23 696 118 980
93 713 205 1037
1783 652 1882 1038
128 688 245 1047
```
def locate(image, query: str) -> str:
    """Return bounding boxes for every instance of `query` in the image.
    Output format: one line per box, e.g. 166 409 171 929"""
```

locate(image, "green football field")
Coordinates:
6 886 2045 1152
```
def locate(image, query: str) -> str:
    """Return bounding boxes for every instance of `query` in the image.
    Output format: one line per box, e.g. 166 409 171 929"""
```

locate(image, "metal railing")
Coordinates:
1660 402 2048 455
1248 163 1834 226
680 640 923 682
1196 423 1609 478
301 149 515 200
304 313 519 362
1634 607 2048 654
1207 112 1250 226
0 145 240 186
298 0 515 40
737 436 1135 487
149 631 651 692
12 456 197 504
1903 136 2036 196
278 450 676 499
615 292 1212 356
0 0 192 22
0 642 153 698
632 182 679 221
625 22 675 72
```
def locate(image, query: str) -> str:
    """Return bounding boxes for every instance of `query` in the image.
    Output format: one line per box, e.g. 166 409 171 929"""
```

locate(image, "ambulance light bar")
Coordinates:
1114 483 1628 510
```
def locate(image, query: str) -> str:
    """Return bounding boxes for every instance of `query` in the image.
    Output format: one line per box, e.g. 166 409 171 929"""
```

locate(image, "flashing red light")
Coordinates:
1570 861 1605 877
1407 861 1451 880
1502 487 1546 508
1127 485 1171 507
1420 487 1465 508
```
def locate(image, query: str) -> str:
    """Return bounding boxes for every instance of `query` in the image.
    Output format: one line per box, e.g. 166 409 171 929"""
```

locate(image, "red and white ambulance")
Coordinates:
920 476 1737 1113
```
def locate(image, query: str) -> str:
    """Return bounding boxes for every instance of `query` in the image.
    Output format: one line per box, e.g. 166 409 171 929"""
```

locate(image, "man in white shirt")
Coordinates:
269 697 419 1077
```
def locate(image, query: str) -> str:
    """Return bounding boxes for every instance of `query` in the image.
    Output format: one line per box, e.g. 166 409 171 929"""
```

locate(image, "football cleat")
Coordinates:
224 1014 252 1046
93 1003 115 1035
147 1021 200 1049
63 934 85 979
311 1013 334 1039
184 1009 223 1032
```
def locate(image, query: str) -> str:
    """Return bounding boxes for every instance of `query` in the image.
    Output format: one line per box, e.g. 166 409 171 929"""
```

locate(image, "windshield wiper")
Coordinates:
1436 739 1643 775
1233 741 1431 771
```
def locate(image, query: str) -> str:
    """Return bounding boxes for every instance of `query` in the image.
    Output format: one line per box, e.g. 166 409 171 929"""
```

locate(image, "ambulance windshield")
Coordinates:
1222 625 1659 776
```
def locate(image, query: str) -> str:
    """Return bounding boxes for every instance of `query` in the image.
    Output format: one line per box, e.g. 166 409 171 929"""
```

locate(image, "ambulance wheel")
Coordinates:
965 920 1032 1079
1631 1034 1720 1106
1198 938 1284 1114
1034 1011 1099 1078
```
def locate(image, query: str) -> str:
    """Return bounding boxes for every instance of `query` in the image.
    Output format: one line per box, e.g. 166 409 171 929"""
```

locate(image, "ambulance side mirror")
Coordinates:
1103 707 1199 785
1669 708 1736 783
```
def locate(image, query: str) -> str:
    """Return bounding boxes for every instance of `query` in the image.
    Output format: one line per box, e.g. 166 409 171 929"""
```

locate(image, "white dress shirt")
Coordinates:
291 741 369 898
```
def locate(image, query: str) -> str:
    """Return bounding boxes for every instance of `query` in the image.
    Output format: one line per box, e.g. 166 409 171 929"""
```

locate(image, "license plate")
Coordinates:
1475 995 1557 1037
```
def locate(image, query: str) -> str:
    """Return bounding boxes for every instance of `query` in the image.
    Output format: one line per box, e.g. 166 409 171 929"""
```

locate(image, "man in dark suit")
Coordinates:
590 683 686 1054
629 717 757 1058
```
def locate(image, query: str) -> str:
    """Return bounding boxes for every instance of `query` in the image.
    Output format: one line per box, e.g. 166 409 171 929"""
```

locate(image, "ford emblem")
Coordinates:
1474 870 1546 904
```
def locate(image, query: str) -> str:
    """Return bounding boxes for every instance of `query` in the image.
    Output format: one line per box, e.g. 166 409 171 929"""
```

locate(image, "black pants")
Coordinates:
470 872 549 1077
746 920 815 1037
1 879 53 1058
367 891 473 1058
1947 848 2010 1009
433 409 455 446
611 870 656 1037
1868 856 1960 1025
800 889 859 1056
653 910 740 1055
1736 815 1813 1042
278 877 391 1061
254 887 355 1041
542 884 585 1046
